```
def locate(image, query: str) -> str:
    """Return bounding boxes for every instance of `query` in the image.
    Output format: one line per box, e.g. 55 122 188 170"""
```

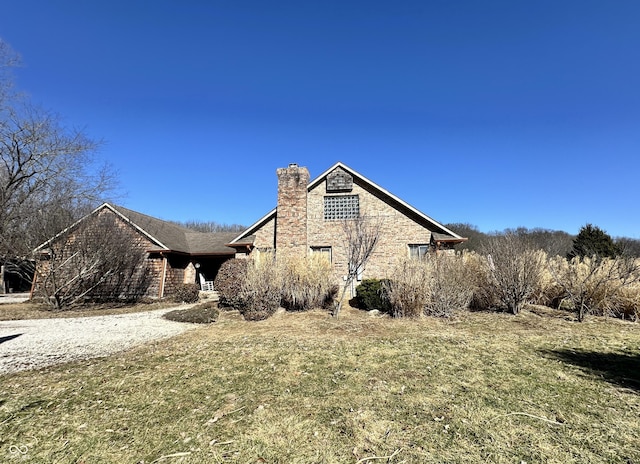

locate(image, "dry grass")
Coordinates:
0 299 182 321
1 306 639 463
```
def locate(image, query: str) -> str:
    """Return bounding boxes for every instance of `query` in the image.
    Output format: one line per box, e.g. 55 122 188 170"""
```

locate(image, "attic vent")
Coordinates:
326 167 353 192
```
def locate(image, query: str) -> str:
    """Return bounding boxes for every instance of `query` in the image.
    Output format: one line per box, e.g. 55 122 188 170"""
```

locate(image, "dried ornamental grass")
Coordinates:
278 254 334 311
548 255 640 321
384 259 430 318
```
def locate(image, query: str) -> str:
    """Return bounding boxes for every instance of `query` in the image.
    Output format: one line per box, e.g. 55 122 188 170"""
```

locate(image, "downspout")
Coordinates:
159 253 168 299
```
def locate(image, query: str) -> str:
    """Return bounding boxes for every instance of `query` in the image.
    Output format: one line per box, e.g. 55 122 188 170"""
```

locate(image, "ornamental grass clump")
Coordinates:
385 254 477 318
384 259 430 318
548 255 640 321
423 254 475 317
279 254 334 311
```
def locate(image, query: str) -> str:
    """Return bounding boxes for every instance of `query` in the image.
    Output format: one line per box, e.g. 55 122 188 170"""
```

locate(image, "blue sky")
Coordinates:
2 1 639 238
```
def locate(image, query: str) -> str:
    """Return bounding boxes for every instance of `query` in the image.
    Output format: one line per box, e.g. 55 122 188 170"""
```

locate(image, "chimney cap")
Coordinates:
288 163 298 168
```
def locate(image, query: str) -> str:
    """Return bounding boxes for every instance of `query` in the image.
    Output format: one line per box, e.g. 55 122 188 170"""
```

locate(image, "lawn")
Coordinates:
1 306 639 463
0 299 195 321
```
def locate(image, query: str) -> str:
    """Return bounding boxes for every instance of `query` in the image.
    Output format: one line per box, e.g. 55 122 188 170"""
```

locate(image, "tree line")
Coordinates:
445 223 640 258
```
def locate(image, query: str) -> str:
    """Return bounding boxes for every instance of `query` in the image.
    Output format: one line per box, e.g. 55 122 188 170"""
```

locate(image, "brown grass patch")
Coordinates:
1 306 639 463
0 299 180 321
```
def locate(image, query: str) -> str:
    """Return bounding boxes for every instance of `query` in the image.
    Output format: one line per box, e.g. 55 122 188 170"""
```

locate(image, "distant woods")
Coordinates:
445 223 640 258
173 220 246 233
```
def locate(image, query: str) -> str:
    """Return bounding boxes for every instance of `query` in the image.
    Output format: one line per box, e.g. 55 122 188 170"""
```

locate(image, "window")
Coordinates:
311 246 332 263
324 195 359 220
409 244 430 260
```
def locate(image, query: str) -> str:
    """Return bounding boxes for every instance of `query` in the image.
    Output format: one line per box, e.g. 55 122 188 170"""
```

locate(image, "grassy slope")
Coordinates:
1 307 639 463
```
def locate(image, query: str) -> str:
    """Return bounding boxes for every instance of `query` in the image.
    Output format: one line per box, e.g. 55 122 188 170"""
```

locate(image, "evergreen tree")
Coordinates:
568 224 621 260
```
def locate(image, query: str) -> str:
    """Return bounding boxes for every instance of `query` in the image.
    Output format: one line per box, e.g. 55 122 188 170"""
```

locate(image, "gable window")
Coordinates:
409 244 430 260
324 195 359 220
311 246 332 263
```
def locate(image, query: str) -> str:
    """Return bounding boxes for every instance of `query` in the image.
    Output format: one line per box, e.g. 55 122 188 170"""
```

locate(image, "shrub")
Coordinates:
423 254 475 317
354 279 391 312
279 254 334 311
237 256 281 321
465 253 500 311
385 254 479 318
163 301 219 324
172 283 200 303
479 234 546 314
384 260 429 318
214 258 248 309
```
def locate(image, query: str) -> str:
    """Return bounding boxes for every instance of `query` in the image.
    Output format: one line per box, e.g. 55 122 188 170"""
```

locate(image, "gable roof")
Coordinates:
34 203 236 256
229 161 465 245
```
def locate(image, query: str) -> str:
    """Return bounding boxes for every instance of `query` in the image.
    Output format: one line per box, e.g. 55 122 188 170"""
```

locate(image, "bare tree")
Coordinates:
333 215 382 318
481 232 546 314
35 214 151 309
0 38 115 290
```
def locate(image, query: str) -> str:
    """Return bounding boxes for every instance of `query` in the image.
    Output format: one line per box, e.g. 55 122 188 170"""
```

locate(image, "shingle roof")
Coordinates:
185 231 239 254
109 205 236 255
110 205 191 252
34 204 237 256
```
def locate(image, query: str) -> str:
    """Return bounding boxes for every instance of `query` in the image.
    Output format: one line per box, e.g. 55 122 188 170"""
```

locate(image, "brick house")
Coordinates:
228 162 466 283
33 203 236 299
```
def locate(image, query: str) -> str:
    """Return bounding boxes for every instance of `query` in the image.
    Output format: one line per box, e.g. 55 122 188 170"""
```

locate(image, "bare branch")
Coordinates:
333 215 382 318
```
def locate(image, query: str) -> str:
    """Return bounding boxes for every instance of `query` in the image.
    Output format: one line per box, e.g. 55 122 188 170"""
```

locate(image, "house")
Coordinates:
228 162 466 283
32 162 466 301
33 203 237 299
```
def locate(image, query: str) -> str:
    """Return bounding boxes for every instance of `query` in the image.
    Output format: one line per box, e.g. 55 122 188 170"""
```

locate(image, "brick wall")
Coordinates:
34 208 166 300
275 164 310 258
307 177 431 282
253 216 276 250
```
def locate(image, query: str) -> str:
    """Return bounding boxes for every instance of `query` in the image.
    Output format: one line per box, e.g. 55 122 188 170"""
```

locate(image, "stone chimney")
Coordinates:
276 163 310 256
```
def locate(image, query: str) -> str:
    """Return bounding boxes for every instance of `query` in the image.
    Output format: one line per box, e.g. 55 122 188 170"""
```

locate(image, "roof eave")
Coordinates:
229 208 275 244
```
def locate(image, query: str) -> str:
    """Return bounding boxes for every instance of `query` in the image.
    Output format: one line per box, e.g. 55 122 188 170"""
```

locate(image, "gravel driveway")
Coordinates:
0 307 197 375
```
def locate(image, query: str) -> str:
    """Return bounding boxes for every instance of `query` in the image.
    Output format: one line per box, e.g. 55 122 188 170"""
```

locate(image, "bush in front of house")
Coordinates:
384 260 430 318
214 258 249 309
423 253 475 317
172 283 200 303
354 279 391 313
237 256 281 321
279 254 335 311
163 301 219 323
384 254 478 318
